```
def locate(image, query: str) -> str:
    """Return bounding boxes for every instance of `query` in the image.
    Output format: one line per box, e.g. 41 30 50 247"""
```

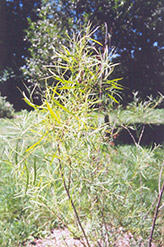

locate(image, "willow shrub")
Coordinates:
22 24 122 241
15 25 162 245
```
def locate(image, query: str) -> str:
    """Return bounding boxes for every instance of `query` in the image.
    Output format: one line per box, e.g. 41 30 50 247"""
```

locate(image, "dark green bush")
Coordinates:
0 94 15 118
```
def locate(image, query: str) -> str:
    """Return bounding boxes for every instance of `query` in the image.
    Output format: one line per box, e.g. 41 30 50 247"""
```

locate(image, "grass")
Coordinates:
0 108 164 247
0 112 37 246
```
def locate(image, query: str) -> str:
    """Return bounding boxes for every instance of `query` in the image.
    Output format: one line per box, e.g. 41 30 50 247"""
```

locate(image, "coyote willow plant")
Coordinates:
23 24 123 246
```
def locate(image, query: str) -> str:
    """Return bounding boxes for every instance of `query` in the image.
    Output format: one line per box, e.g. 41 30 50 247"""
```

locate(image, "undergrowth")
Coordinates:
0 110 164 246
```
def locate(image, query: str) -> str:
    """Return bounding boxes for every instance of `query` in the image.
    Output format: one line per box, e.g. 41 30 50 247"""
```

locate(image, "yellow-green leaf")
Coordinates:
46 102 61 123
26 132 48 153
89 38 103 46
107 94 119 103
23 92 38 109
53 99 72 114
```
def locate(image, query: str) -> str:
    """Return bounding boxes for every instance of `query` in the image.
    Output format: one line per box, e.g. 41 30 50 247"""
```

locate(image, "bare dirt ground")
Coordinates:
23 227 158 247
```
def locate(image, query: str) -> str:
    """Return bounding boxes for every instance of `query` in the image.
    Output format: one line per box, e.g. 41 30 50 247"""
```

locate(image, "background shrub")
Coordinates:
0 94 15 118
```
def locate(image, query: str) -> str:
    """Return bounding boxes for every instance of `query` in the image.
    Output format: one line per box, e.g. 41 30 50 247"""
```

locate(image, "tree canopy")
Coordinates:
0 0 41 109
0 0 41 71
24 0 164 103
0 0 163 108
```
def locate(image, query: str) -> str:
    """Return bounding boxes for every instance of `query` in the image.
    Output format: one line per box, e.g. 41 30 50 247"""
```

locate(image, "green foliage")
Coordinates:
24 0 164 101
0 111 38 247
23 0 74 89
0 112 164 246
0 161 37 247
0 67 15 83
0 94 15 118
21 26 163 245
109 92 164 125
0 25 164 246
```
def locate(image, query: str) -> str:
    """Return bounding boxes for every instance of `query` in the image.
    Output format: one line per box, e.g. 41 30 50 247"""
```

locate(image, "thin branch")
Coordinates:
159 161 164 194
122 124 137 145
104 22 108 48
148 176 164 246
138 127 145 207
57 144 91 247
97 240 102 247
61 168 90 247
159 203 164 211
138 125 145 146
67 157 72 192
143 195 158 221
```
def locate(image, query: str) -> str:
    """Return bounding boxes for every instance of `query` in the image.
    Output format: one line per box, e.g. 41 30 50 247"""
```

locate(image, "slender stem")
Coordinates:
138 126 145 212
138 125 145 146
122 124 137 145
139 173 143 206
143 195 158 221
148 178 164 247
159 161 164 194
57 144 91 247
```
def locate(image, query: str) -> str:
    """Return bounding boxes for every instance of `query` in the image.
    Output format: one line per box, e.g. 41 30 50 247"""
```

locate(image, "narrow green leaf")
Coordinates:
62 45 71 55
89 38 103 46
23 92 38 109
24 160 29 193
46 102 61 123
15 140 19 164
62 46 78 62
53 76 74 85
105 78 123 84
59 86 75 90
33 157 37 185
50 152 61 166
107 93 119 103
26 132 48 153
53 99 72 114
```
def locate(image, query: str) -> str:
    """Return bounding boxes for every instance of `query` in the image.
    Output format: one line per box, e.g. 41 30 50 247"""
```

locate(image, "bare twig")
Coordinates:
143 195 158 221
122 124 137 145
148 161 164 247
57 144 91 247
97 241 102 247
67 157 72 192
159 203 164 210
138 127 145 208
158 161 164 194
138 125 145 146
122 124 145 147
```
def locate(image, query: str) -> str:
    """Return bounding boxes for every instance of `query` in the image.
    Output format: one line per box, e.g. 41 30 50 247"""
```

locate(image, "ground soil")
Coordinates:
23 227 158 247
